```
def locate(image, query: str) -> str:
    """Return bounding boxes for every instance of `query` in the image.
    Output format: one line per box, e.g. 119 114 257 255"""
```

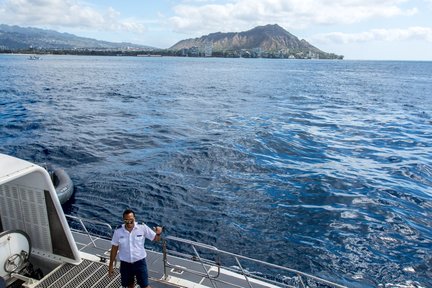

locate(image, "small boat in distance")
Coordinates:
28 55 41 60
0 154 347 288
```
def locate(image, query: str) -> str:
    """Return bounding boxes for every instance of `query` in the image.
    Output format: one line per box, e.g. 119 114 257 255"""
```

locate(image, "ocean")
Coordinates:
1 54 431 287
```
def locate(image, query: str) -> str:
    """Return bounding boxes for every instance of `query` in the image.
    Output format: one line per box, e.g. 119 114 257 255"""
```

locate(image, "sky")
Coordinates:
0 0 431 60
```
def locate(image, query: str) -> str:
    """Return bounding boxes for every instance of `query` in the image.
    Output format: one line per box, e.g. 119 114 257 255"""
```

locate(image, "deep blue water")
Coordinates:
1 54 431 287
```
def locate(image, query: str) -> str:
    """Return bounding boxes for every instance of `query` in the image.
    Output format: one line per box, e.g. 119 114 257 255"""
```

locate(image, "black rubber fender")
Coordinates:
51 168 74 204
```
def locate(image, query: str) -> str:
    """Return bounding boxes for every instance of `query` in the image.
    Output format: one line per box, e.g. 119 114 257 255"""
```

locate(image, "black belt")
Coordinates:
120 258 145 264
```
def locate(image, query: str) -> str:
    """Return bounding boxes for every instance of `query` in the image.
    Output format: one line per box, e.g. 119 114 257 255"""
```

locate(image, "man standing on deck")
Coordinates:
108 209 163 288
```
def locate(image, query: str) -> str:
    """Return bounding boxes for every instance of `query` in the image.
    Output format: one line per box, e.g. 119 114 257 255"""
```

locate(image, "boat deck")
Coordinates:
3 224 345 288
67 231 278 288
32 259 176 288
3 222 344 288
24 230 177 288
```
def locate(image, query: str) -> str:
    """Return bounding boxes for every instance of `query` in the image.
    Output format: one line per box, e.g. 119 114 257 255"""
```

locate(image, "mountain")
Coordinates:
0 24 155 51
0 23 342 59
169 24 342 59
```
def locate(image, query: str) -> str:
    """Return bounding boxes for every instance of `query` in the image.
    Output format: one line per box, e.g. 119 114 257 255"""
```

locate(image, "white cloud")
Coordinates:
310 27 432 44
170 0 418 34
0 0 146 33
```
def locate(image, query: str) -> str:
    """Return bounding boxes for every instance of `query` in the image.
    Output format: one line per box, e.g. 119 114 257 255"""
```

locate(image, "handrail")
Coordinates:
65 214 113 247
162 235 347 288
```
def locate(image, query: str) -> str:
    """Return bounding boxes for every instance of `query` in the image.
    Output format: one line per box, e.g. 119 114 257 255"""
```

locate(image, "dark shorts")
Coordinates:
120 258 148 287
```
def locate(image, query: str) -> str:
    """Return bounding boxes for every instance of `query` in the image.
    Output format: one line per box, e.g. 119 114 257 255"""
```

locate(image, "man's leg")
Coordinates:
120 261 135 288
134 259 149 288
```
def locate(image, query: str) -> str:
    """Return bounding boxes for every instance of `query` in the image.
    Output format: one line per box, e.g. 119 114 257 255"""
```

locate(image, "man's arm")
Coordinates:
108 245 119 276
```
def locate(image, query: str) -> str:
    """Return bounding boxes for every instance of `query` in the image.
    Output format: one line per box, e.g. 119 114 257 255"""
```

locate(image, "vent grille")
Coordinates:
0 184 25 231
0 183 52 252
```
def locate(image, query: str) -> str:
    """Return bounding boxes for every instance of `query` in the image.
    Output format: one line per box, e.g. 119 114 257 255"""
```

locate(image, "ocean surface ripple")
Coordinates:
1 55 431 287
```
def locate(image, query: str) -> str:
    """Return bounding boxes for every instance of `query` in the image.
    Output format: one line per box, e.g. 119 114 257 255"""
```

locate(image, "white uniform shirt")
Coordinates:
111 222 156 263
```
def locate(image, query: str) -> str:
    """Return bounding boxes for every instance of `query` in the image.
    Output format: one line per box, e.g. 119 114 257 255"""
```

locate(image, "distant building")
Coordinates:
189 46 200 57
203 43 213 57
307 51 319 59
252 47 262 57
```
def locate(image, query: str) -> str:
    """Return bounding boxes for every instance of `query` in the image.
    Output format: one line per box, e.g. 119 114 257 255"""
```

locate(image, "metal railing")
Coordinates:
161 236 347 288
64 215 347 288
65 214 113 247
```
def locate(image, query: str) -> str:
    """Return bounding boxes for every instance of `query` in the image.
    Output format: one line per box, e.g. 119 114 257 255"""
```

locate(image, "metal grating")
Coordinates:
34 259 123 288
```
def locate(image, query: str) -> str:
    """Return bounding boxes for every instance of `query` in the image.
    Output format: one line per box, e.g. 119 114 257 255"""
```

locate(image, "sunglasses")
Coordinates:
123 219 134 224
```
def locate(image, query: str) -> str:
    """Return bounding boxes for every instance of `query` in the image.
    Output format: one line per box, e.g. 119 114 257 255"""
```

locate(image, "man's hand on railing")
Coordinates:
153 226 164 242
